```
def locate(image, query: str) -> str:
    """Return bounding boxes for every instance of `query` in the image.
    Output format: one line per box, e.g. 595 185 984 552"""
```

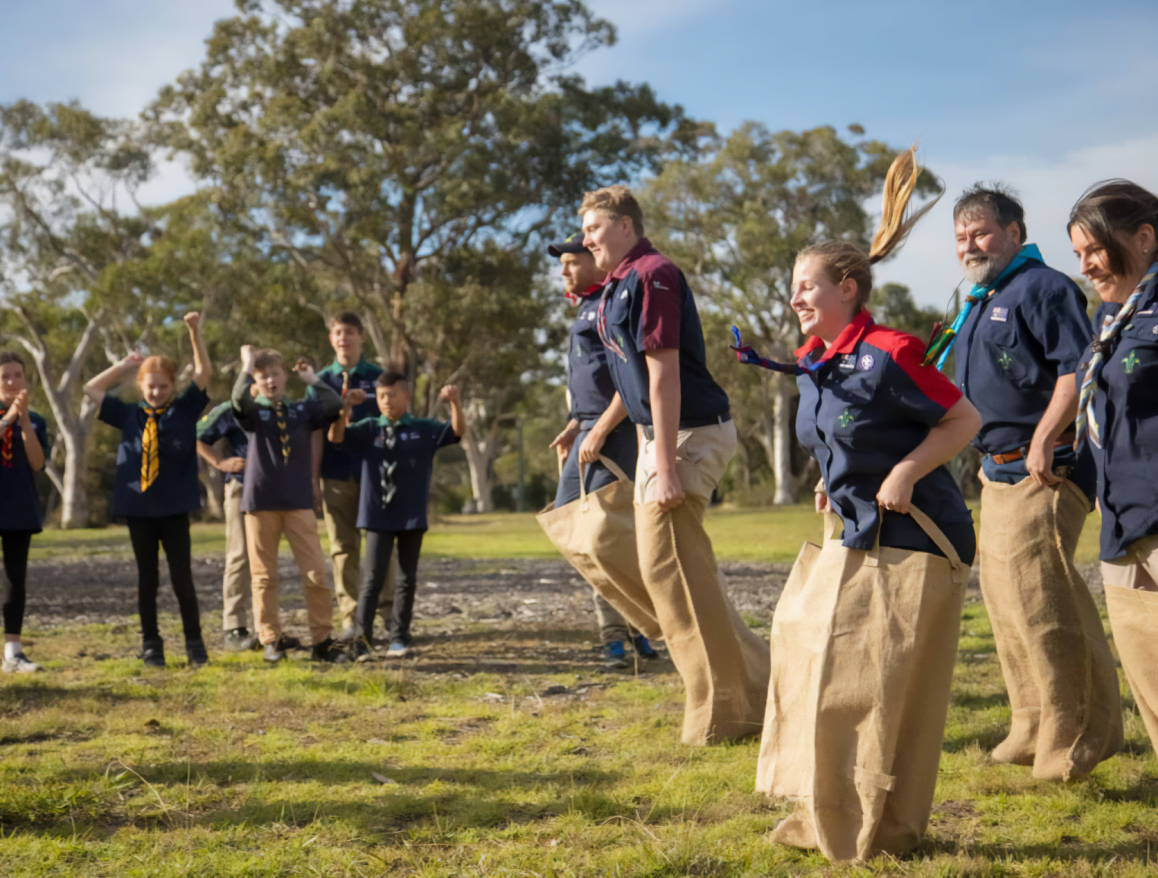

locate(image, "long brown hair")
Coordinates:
797 146 938 308
1068 179 1158 278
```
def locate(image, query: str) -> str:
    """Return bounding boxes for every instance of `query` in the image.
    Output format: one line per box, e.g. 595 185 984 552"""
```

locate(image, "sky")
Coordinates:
2 0 1157 311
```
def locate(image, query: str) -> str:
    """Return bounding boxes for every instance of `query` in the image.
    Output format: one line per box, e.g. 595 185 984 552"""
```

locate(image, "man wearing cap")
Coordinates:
546 232 659 668
580 186 770 745
950 184 1122 780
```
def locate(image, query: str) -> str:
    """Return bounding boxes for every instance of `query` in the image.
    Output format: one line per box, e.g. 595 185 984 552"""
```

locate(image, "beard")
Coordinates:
962 251 1014 286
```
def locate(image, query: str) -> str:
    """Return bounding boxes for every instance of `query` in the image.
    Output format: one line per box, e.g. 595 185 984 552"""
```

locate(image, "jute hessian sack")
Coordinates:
756 505 968 863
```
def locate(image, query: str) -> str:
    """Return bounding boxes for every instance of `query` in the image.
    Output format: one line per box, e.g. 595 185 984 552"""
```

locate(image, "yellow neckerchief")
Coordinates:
140 403 170 491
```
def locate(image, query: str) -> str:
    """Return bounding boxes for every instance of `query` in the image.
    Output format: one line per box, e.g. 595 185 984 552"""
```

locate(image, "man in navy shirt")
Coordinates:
329 373 463 659
544 231 657 669
312 312 391 642
580 185 769 745
197 402 257 652
951 185 1121 780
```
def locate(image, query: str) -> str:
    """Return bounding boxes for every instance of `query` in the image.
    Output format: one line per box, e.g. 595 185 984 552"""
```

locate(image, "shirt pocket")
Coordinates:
1117 321 1158 407
982 321 1033 386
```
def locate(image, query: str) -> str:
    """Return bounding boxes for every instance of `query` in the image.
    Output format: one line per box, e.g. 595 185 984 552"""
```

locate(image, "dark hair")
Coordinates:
1068 179 1158 278
328 311 365 333
376 371 407 388
797 146 937 309
252 350 286 373
953 183 1026 243
0 351 26 373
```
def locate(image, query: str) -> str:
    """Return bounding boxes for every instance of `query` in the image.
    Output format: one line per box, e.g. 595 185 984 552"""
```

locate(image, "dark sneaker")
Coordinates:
631 635 659 660
279 633 303 650
602 640 629 670
185 638 209 667
311 637 348 663
263 633 295 664
385 640 410 659
223 628 258 652
351 639 373 663
141 638 166 668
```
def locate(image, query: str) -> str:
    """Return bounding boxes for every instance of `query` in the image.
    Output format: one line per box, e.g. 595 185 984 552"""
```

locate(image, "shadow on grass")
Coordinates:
923 835 1156 865
942 724 1008 754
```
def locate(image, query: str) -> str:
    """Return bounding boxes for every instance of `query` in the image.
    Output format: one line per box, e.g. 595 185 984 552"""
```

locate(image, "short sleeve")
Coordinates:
175 383 211 419
341 419 376 456
1028 285 1092 376
98 395 133 429
886 336 963 426
638 264 684 351
32 414 50 453
428 419 460 450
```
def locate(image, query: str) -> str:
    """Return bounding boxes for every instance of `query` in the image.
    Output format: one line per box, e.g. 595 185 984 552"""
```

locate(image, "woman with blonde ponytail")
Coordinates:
735 148 981 862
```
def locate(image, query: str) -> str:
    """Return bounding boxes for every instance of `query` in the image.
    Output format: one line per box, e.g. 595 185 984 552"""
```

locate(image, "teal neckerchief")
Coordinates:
924 243 1043 369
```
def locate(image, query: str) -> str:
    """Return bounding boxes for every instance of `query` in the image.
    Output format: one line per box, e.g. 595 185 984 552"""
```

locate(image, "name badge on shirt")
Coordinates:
839 354 856 371
259 410 271 421
990 307 1009 322
620 290 629 300
374 434 385 448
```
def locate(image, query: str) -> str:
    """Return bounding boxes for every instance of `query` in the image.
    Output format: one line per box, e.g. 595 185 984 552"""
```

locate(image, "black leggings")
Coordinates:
126 513 203 642
359 529 424 645
2 531 33 636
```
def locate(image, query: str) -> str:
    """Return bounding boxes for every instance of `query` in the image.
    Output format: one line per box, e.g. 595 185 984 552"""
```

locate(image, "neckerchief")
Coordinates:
340 371 349 398
0 408 12 469
274 401 291 463
729 326 828 376
596 283 627 362
140 405 169 491
1074 262 1158 451
379 419 400 508
923 243 1044 369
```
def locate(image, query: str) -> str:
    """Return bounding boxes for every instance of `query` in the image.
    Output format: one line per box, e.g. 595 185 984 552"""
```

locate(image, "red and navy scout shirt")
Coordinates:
597 238 729 427
0 409 48 533
1079 274 1158 561
797 310 975 562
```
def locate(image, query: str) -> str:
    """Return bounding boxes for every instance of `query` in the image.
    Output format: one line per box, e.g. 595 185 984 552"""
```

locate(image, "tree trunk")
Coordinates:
461 398 496 513
58 423 91 528
771 373 800 506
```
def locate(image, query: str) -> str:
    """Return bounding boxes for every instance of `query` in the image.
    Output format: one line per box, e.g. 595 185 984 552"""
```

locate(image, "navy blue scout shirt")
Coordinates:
232 373 342 512
568 283 617 419
341 414 460 532
797 311 975 562
313 358 382 481
99 384 209 519
196 402 248 484
1080 275 1158 560
954 260 1091 455
598 238 729 426
0 410 49 532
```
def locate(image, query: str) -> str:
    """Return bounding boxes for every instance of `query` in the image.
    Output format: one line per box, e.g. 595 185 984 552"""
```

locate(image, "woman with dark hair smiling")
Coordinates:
736 147 981 862
1070 179 1158 752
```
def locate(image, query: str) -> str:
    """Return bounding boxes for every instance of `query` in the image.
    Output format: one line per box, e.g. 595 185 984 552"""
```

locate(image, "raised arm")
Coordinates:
439 384 465 437
185 311 211 391
294 358 341 420
231 346 259 418
84 352 145 405
328 388 367 445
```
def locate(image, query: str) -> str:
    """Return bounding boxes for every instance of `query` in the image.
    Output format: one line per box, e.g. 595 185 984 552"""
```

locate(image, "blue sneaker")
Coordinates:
602 640 629 669
632 635 659 660
386 641 410 659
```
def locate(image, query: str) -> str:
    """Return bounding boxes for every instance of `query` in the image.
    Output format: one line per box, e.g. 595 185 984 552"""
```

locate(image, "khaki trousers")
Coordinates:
221 480 252 631
593 590 630 645
635 420 770 744
245 509 334 647
321 477 391 630
978 474 1123 780
1102 535 1158 752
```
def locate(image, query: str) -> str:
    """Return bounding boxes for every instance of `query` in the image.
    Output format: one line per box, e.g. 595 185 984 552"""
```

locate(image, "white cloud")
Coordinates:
876 132 1158 311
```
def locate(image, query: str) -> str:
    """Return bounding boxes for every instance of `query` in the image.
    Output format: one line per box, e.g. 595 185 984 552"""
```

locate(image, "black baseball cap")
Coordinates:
547 232 590 258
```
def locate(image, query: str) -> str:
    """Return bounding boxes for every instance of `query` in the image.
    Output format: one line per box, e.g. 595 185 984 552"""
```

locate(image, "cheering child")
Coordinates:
84 313 211 668
0 353 49 672
231 345 345 663
328 374 463 659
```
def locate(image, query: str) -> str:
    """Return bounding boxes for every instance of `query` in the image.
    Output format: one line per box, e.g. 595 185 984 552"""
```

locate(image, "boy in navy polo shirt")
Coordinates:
312 312 391 641
196 402 257 651
328 373 463 659
580 185 770 745
0 353 49 673
232 346 345 664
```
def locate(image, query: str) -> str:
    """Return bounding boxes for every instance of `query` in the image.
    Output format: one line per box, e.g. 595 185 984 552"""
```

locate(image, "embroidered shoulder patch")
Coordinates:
859 354 875 371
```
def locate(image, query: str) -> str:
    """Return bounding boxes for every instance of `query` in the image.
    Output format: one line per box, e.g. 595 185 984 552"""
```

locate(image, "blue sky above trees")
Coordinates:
3 0 1156 309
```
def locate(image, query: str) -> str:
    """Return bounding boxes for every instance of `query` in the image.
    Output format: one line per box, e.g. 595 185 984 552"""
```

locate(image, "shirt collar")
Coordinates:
327 356 373 377
793 309 874 362
609 237 655 281
381 412 413 428
578 282 604 300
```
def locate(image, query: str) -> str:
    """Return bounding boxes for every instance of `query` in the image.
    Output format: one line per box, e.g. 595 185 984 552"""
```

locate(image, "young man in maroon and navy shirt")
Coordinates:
580 186 770 745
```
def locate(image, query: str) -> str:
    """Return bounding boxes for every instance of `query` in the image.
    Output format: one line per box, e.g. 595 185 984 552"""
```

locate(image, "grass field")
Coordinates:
27 502 1106 566
2 505 1148 877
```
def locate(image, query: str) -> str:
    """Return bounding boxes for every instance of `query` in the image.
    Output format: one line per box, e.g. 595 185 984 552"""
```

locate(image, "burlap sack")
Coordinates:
1102 538 1158 753
978 474 1123 780
537 455 662 640
756 506 968 863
